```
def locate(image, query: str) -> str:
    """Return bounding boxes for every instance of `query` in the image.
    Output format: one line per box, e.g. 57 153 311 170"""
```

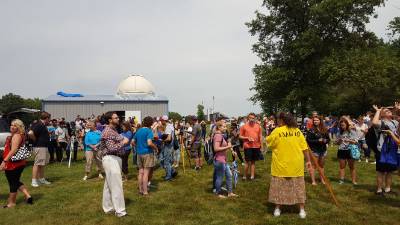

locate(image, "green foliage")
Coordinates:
247 0 387 116
196 104 206 121
0 93 42 114
388 17 400 36
321 46 400 115
0 93 25 114
24 98 42 110
168 111 182 122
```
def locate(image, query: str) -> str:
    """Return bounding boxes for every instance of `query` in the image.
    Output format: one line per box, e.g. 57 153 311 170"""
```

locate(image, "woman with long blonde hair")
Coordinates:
0 119 33 208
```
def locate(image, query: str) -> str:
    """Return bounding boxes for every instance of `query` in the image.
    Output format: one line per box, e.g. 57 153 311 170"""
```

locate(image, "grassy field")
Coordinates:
0 147 399 225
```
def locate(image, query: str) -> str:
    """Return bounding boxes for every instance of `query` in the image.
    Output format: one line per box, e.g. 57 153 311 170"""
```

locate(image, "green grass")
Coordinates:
0 147 399 225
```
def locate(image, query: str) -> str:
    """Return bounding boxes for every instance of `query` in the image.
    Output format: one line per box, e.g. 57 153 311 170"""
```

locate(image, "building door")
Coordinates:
125 111 141 124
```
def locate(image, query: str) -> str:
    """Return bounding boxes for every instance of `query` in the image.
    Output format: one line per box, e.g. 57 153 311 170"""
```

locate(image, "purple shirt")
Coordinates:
96 122 105 132
213 133 227 163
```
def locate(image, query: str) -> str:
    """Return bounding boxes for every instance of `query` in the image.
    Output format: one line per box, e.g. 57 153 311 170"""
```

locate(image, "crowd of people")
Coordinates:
1 102 400 219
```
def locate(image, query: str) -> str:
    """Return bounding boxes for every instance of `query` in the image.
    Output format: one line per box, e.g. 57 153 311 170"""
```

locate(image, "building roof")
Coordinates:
117 75 155 95
43 94 168 102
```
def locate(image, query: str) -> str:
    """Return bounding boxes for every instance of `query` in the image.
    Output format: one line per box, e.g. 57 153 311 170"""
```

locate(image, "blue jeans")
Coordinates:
174 147 180 164
160 145 175 180
213 160 232 194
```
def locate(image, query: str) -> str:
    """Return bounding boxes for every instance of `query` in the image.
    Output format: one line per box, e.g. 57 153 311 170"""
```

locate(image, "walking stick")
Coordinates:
185 144 192 168
180 136 186 174
68 137 74 168
307 147 339 207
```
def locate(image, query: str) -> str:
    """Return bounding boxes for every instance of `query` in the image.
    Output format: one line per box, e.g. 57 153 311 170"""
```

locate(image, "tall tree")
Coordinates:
247 0 384 115
321 46 400 115
168 111 182 122
0 93 25 114
24 98 42 110
196 104 205 121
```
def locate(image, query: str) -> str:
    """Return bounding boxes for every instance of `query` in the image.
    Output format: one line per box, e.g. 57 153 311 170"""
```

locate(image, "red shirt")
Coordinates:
240 123 262 149
3 135 26 170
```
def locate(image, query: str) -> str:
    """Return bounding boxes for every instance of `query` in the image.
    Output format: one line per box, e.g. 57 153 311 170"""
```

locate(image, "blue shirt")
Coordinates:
134 127 154 155
47 126 56 140
122 130 134 151
84 130 101 151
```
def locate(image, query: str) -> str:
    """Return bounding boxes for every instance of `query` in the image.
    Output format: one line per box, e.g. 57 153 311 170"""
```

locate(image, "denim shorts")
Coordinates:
312 151 327 158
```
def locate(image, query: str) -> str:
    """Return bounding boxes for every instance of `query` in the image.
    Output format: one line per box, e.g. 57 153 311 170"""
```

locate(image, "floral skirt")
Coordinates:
268 176 306 205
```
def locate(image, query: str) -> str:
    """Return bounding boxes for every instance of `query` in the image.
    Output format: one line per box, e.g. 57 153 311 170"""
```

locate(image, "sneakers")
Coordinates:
339 179 345 185
98 174 104 179
31 181 40 188
273 208 281 217
82 176 88 181
39 178 51 185
299 209 307 219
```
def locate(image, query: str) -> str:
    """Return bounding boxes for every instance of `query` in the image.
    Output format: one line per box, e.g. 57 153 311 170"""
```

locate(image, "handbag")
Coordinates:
10 145 32 162
348 144 360 160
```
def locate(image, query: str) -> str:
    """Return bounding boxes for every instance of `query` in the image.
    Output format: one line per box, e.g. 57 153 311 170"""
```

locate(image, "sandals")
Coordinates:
26 197 33 205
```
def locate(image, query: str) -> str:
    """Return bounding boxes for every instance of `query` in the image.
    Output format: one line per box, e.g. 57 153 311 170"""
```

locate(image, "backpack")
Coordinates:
365 126 378 153
204 133 224 165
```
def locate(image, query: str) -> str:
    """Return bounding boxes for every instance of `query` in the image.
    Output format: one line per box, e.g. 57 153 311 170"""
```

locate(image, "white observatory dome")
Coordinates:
117 75 155 95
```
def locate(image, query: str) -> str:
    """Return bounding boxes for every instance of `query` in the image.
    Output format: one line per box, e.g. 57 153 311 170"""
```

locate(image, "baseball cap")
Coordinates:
161 115 169 121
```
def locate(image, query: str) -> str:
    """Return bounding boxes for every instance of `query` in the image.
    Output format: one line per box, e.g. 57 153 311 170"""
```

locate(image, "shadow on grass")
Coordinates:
352 183 376 192
16 193 44 204
366 195 400 207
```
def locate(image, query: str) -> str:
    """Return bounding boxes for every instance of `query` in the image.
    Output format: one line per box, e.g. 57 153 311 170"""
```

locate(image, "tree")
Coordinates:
247 0 385 115
24 98 41 110
320 46 400 115
168 112 182 122
197 104 205 121
388 17 400 56
0 93 25 114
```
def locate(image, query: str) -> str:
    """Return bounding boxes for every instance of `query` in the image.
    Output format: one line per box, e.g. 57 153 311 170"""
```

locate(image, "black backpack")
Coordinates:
365 126 378 153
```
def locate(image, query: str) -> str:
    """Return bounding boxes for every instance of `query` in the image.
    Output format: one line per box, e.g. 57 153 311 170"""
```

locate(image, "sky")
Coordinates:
0 0 398 117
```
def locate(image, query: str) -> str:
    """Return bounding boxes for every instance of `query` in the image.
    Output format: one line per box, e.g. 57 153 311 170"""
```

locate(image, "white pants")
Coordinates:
102 155 126 216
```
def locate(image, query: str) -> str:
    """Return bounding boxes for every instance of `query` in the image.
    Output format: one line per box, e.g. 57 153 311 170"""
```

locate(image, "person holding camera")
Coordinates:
306 116 330 185
133 116 159 196
213 121 238 198
336 118 358 185
371 104 399 195
159 116 178 181
239 113 263 180
100 112 130 217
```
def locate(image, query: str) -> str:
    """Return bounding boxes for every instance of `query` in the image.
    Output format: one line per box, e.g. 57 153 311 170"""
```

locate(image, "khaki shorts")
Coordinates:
137 153 155 168
33 147 50 166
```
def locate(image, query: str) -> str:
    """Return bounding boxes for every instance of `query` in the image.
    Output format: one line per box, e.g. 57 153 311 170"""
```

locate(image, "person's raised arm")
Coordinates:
372 105 382 127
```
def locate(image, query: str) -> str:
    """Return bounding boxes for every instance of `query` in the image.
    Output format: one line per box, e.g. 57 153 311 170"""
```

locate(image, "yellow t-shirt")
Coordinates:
266 126 308 177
